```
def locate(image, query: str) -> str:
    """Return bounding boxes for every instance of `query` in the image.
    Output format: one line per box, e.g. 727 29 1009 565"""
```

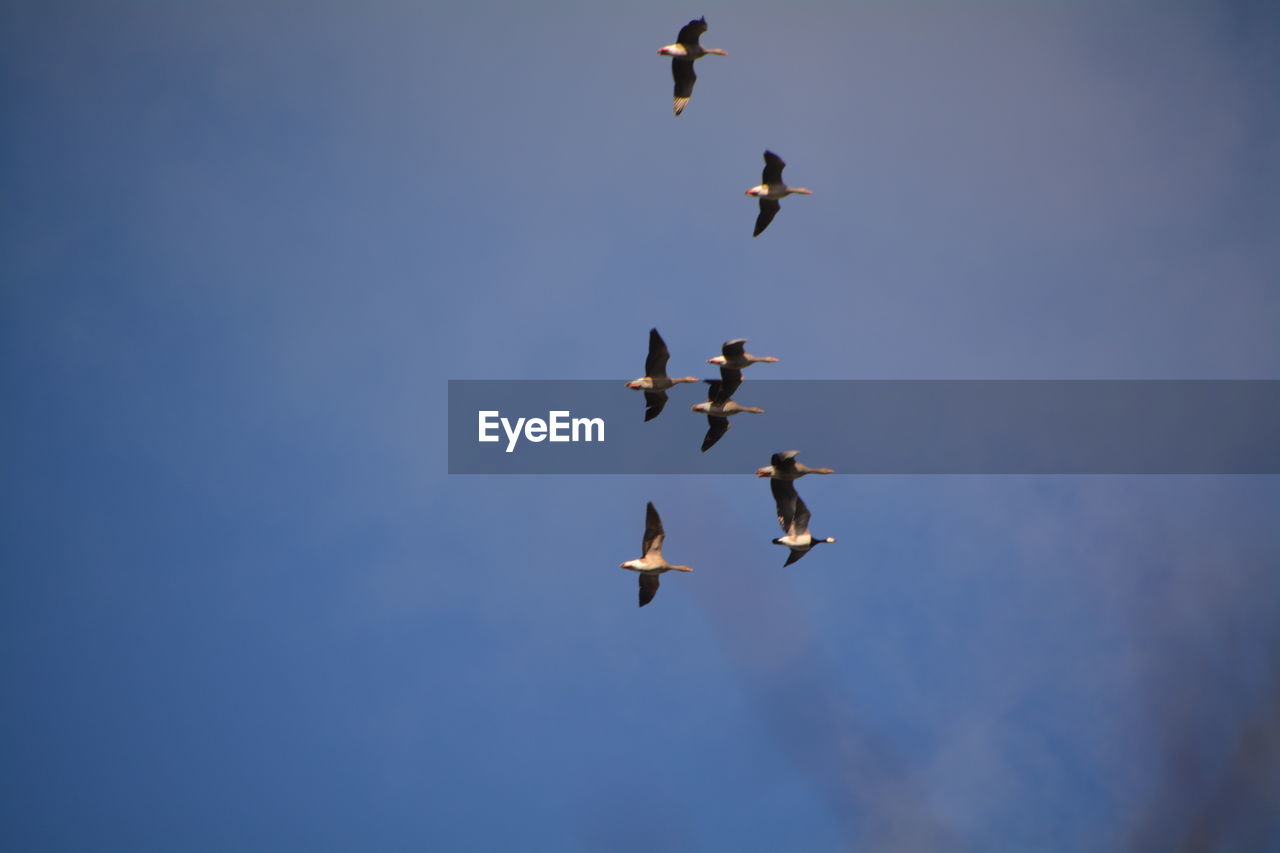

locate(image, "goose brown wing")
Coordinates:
706 372 741 405
701 416 730 452
783 548 808 567
771 450 800 475
676 16 707 46
762 150 786 184
642 502 665 557
791 495 812 536
754 199 781 237
771 479 799 532
644 328 671 378
639 573 660 607
643 390 669 421
721 338 747 360
672 58 697 100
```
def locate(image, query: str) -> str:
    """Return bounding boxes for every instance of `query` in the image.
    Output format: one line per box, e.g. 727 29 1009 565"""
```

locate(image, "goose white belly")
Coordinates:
621 558 664 572
659 43 708 59
627 376 675 391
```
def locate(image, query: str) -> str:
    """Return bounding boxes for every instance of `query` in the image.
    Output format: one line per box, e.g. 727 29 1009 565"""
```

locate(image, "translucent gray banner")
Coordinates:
447 380 1280 474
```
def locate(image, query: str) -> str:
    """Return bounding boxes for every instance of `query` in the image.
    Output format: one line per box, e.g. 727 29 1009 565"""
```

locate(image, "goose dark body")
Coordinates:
625 328 698 421
657 17 728 116
708 338 779 370
619 502 694 607
771 494 837 566
691 371 765 452
756 449 836 480
699 373 740 452
745 151 813 236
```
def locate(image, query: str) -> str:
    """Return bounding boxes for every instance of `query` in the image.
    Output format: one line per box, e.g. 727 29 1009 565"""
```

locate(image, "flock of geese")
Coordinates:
615 17 830 607
620 449 837 607
659 17 812 237
623 329 837 606
626 329 772 451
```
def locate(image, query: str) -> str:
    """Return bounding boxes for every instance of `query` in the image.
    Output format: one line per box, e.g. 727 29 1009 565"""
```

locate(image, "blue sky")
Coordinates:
2 1 1278 850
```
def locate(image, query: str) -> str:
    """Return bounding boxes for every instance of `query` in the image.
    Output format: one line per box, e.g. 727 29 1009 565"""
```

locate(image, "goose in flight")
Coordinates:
625 328 698 421
772 494 837 566
620 502 694 607
756 450 835 480
745 151 812 236
657 17 727 116
707 338 779 371
692 372 764 452
763 453 835 529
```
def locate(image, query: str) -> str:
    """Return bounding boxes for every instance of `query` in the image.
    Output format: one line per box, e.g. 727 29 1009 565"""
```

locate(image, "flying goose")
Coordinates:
771 494 837 566
691 373 764 452
625 328 699 421
745 151 812 236
756 450 835 480
763 454 834 529
657 17 727 116
620 502 694 607
707 338 778 370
